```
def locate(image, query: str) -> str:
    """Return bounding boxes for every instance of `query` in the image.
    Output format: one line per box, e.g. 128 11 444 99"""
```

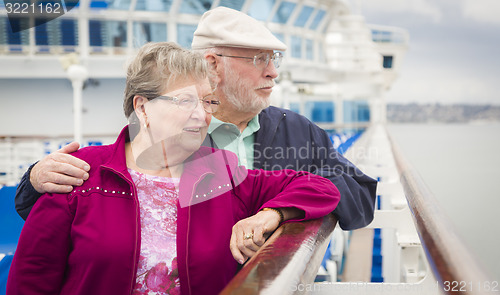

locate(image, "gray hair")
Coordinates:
123 42 208 119
193 47 221 90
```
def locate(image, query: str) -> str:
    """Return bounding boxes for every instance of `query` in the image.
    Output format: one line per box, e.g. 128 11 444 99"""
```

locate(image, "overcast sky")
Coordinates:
358 0 500 105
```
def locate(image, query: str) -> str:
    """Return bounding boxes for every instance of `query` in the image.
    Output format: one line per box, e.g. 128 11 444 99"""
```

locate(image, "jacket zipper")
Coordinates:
102 166 214 294
185 171 211 295
262 112 286 146
256 112 286 169
102 166 139 295
270 112 286 140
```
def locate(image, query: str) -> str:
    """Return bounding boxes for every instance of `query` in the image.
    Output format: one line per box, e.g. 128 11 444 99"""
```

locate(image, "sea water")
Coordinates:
387 123 500 281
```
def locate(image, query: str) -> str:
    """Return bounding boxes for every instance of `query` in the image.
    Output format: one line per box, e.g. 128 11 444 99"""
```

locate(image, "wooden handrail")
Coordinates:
388 130 498 295
221 214 337 295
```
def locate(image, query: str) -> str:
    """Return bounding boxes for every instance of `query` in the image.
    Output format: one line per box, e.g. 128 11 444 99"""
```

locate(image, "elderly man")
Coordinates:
15 7 376 230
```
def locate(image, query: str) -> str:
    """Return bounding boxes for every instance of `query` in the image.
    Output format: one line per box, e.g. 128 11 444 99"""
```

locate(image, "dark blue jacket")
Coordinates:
205 106 377 230
16 106 376 230
255 106 376 230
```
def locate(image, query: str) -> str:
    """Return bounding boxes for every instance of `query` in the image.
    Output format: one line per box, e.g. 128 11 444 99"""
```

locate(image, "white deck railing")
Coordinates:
0 136 115 186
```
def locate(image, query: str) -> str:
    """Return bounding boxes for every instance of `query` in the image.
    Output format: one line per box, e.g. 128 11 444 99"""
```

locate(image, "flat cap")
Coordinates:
192 7 287 51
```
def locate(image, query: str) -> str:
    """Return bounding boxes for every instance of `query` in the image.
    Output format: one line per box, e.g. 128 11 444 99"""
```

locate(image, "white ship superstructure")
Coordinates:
0 0 408 183
0 0 407 136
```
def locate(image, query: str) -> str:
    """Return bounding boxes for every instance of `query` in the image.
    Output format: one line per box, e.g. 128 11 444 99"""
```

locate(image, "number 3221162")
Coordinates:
5 2 63 15
442 281 498 292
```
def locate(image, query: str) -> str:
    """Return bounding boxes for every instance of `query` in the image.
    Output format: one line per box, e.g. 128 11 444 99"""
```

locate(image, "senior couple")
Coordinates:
8 7 377 295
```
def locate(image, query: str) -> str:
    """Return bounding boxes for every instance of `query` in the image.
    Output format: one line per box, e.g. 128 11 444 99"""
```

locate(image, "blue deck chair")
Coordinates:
0 186 25 294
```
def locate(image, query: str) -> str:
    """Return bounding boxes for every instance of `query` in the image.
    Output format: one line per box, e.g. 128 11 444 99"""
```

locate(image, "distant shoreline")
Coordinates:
387 103 500 123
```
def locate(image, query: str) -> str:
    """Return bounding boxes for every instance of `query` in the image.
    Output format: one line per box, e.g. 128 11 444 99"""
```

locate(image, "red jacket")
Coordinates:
7 126 340 295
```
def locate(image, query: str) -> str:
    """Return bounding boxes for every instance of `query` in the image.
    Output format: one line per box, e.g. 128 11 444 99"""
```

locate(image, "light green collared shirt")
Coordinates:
208 116 260 169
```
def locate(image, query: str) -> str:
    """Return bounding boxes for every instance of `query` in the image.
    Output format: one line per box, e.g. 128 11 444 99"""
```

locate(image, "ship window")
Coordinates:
217 0 245 11
272 1 296 24
179 0 213 14
89 20 127 48
91 0 131 10
4 17 30 50
4 16 31 35
177 24 197 48
1 18 9 46
35 19 50 46
35 18 52 52
383 55 393 69
65 0 80 10
133 22 167 47
0 18 5 44
310 9 325 30
344 101 370 123
305 39 313 60
248 0 275 21
136 0 172 12
311 101 334 122
372 30 392 43
90 0 108 9
294 5 314 27
291 35 301 58
3 17 79 52
358 103 370 122
60 19 78 48
1 17 7 45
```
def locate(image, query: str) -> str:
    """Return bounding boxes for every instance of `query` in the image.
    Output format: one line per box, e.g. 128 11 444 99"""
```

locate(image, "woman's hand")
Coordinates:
229 210 281 264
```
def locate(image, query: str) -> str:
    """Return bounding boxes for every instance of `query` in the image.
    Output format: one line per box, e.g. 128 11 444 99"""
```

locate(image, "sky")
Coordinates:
358 0 500 105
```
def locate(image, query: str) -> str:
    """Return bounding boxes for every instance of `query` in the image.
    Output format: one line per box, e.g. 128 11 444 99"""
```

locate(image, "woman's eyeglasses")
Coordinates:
156 94 220 114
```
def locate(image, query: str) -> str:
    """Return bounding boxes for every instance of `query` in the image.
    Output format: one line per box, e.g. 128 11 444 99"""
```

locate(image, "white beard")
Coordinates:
222 63 272 114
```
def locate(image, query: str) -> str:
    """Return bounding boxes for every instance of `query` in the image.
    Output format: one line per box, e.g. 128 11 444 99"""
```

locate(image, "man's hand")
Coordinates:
229 210 281 264
30 142 90 194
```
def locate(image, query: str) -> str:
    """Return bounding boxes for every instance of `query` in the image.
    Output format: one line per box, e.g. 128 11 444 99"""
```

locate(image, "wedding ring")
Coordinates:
243 233 254 240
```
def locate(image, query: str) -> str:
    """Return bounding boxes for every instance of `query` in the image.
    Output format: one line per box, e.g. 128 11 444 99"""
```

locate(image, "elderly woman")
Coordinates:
7 42 340 295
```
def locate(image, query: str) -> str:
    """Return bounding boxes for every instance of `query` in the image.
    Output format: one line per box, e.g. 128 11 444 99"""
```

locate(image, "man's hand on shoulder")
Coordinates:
30 142 90 194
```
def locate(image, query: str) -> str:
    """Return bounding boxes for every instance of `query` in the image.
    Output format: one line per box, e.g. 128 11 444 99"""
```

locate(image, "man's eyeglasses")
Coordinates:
216 52 283 70
155 94 220 114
